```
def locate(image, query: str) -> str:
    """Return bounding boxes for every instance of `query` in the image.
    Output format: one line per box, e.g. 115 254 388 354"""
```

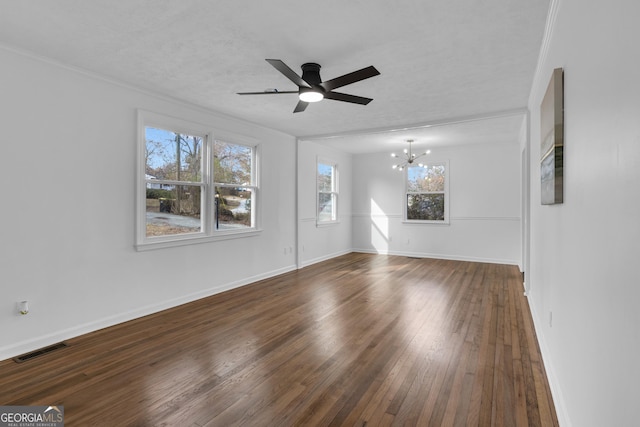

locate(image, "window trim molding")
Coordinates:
135 228 262 252
135 110 261 251
402 159 450 225
316 157 339 226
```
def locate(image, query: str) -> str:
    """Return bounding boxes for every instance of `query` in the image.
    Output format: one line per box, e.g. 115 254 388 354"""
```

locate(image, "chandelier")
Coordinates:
391 139 431 171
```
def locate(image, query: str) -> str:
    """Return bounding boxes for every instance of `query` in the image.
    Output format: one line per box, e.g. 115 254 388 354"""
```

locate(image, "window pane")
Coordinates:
407 164 445 192
318 192 335 221
214 141 252 185
317 163 334 192
145 127 202 182
407 193 445 221
146 185 202 236
215 186 252 229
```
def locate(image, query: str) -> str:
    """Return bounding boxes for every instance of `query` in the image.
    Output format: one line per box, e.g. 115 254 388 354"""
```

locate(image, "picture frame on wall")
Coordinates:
540 67 564 205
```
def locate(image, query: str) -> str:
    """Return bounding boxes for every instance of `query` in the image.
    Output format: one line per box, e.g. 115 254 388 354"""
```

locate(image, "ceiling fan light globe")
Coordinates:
299 90 324 103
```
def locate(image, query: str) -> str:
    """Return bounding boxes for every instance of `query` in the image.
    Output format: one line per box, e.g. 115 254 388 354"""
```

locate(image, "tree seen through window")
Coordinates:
406 163 447 222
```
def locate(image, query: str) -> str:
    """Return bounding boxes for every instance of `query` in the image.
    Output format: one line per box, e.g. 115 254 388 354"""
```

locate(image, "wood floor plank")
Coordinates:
0 253 558 426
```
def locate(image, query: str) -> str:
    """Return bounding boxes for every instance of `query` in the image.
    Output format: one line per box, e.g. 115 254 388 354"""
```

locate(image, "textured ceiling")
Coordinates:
306 112 527 154
0 0 549 152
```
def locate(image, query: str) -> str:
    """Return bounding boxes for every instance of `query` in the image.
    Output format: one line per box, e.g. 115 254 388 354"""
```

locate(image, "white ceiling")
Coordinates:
305 111 527 154
0 0 549 153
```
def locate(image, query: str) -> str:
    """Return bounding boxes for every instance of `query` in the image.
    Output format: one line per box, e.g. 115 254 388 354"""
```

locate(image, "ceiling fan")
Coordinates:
237 59 380 113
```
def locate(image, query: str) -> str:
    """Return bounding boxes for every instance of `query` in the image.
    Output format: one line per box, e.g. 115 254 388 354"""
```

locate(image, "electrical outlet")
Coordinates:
18 301 29 315
549 311 553 327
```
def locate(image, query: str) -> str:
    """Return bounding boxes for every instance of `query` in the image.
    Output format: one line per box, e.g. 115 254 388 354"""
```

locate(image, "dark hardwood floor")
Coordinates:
0 253 558 426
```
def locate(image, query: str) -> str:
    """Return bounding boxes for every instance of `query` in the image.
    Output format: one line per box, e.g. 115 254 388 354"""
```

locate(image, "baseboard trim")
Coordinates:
0 264 298 362
352 248 519 266
527 294 572 427
299 249 353 268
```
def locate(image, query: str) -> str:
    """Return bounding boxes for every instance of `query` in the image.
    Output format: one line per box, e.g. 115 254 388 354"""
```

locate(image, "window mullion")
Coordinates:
145 179 202 187
201 133 212 235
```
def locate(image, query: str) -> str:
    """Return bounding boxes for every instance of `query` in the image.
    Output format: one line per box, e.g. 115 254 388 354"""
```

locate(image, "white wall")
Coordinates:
0 47 297 360
297 141 353 266
527 1 640 425
352 140 522 264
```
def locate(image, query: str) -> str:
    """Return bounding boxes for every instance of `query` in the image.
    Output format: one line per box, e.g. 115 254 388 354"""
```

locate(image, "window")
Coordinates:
214 141 256 230
317 159 338 224
405 161 449 223
143 127 204 237
137 111 259 250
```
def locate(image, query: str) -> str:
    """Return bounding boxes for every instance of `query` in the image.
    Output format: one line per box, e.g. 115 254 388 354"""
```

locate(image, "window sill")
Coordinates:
316 220 340 228
135 228 262 252
402 220 450 226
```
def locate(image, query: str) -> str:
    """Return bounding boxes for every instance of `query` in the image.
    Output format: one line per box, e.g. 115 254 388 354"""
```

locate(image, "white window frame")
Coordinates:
316 158 339 226
136 110 261 251
212 137 260 233
403 160 450 224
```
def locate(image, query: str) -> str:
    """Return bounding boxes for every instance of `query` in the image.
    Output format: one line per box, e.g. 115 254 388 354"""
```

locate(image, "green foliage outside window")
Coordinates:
406 163 446 222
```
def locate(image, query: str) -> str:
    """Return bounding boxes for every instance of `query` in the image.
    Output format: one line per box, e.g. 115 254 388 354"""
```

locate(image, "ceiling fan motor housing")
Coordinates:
301 63 323 86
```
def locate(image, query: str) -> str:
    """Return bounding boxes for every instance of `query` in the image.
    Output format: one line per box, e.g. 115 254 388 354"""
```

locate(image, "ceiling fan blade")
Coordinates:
293 100 308 113
266 59 311 88
324 91 373 105
237 90 298 95
320 66 380 91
